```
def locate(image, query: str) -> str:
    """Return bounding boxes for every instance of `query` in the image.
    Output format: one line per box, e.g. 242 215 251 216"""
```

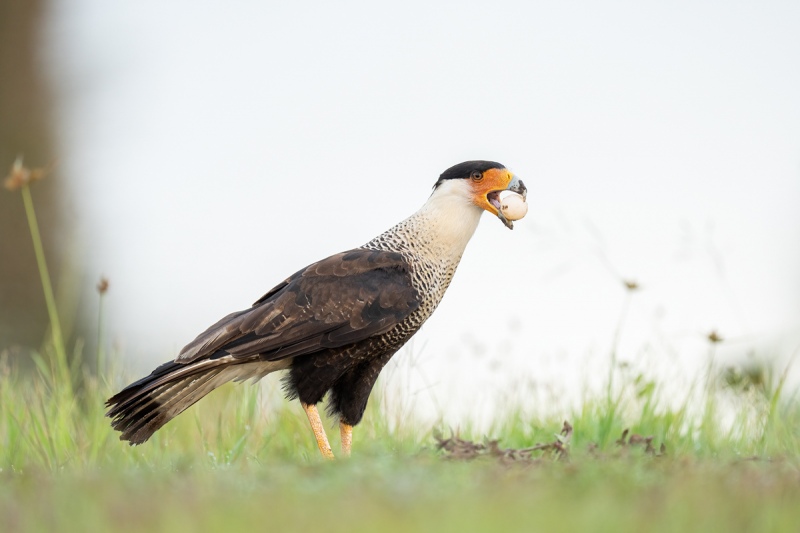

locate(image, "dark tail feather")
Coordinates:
106 359 243 445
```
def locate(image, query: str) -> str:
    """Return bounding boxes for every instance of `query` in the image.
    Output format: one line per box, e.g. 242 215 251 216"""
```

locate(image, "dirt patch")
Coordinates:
435 422 667 463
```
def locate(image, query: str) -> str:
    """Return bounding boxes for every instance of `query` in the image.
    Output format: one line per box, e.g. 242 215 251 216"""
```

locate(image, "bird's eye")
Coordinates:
470 170 483 181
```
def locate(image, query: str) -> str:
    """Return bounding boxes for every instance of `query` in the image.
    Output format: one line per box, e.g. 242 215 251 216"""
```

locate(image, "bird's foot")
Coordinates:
302 402 334 459
340 422 353 458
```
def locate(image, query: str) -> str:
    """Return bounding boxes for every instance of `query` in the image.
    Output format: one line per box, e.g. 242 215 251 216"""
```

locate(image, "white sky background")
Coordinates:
44 1 800 425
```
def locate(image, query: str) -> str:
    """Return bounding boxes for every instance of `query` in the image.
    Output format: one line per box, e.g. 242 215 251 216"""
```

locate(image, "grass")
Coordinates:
2 335 798 533
3 159 800 532
3 454 799 532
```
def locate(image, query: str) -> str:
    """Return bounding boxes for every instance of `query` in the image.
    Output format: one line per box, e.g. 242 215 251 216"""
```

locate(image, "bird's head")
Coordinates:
433 160 527 229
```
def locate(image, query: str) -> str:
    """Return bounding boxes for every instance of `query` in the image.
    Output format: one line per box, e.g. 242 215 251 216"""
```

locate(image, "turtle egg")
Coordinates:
498 190 528 221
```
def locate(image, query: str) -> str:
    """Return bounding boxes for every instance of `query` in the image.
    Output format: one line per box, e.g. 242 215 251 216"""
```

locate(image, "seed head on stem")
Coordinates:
97 277 110 295
3 156 49 192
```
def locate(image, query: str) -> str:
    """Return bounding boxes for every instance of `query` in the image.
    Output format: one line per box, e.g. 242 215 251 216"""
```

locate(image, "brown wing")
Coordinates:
175 249 419 363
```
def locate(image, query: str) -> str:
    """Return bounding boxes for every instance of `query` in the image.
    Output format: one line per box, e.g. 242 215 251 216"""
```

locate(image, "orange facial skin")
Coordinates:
470 167 516 216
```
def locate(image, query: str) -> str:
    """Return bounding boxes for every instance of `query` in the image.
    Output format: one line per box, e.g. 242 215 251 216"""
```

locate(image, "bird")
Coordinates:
106 160 527 458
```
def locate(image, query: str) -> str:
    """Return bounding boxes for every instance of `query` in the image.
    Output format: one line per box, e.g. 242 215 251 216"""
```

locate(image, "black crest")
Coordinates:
434 160 505 189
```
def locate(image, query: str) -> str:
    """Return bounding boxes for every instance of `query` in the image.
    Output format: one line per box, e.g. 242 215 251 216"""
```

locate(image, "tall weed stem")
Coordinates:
21 183 71 395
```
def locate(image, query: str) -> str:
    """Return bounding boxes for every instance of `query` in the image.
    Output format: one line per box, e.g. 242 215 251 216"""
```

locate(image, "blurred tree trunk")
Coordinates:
0 0 75 354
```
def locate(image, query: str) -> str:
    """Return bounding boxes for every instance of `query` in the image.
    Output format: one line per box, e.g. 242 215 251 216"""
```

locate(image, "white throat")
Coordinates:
365 179 485 261
415 179 484 255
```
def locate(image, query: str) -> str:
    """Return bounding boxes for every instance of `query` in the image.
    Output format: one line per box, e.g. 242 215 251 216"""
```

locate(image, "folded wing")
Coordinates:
176 248 420 364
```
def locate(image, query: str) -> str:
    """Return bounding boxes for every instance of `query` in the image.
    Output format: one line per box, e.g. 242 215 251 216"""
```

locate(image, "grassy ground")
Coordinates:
3 452 799 533
3 167 799 532
2 346 799 533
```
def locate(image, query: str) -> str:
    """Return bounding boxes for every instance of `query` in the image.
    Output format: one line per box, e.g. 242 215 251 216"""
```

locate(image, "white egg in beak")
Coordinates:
498 190 528 221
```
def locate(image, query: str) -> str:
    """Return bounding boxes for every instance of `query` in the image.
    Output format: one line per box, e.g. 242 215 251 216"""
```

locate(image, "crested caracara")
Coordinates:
106 160 527 458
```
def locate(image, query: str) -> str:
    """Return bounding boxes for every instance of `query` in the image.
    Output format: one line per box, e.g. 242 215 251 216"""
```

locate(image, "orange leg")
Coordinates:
302 402 334 459
340 422 353 457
